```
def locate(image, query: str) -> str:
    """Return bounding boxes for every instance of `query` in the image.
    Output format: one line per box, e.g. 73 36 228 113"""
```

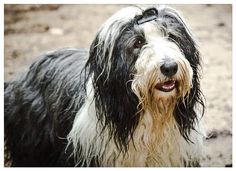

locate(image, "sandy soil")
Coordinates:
4 4 232 167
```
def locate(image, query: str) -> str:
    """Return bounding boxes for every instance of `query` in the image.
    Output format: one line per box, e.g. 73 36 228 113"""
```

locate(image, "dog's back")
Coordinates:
4 48 88 166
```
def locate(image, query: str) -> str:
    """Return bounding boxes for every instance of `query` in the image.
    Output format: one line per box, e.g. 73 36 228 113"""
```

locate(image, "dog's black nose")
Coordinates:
160 61 178 77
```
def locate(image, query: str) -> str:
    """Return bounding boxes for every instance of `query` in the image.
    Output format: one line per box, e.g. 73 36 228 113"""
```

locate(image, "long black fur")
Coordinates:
86 21 144 153
163 12 205 142
4 49 89 166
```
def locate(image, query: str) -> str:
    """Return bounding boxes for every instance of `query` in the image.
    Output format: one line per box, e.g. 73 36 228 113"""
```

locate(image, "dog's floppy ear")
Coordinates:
85 24 141 152
160 7 205 141
174 69 205 142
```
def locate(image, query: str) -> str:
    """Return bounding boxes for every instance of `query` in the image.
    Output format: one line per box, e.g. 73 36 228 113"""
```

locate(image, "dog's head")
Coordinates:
86 5 205 150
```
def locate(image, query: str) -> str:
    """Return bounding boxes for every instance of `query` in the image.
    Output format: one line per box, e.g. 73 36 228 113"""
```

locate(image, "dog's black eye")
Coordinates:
133 38 145 49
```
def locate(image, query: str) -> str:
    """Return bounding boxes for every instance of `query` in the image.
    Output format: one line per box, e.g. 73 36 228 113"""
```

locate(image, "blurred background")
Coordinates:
4 4 232 167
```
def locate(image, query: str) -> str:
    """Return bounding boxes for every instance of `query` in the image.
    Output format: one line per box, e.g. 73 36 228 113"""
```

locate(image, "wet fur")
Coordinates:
4 5 205 167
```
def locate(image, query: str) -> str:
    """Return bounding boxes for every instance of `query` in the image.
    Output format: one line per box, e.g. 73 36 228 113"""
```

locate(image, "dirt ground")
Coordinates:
4 4 232 167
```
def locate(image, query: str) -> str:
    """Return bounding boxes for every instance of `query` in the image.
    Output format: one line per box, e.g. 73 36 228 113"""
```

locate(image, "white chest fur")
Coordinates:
68 98 204 167
67 79 204 166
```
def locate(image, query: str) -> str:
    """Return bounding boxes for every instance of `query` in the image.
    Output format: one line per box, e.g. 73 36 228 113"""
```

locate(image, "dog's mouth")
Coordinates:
155 80 177 92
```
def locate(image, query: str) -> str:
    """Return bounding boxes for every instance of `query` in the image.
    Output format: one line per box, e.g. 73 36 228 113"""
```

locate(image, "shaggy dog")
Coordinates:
4 5 205 167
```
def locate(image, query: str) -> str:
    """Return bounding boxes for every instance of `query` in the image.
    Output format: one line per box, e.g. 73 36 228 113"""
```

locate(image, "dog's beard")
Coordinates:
131 50 193 117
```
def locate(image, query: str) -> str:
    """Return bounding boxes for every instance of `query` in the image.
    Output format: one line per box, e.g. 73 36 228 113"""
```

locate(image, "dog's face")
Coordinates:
86 6 204 149
130 19 193 113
